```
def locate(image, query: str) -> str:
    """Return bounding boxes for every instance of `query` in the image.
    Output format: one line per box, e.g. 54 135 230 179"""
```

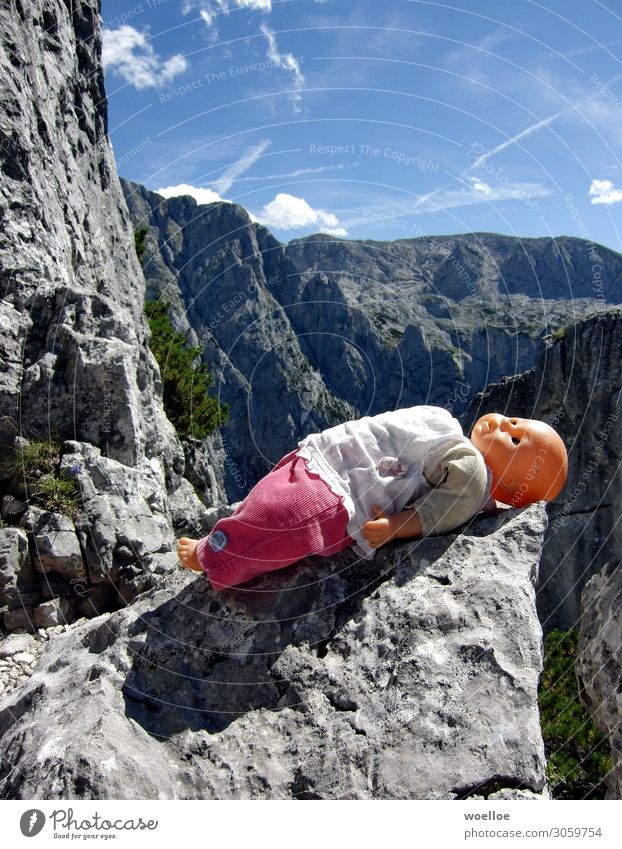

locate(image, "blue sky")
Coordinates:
101 0 622 251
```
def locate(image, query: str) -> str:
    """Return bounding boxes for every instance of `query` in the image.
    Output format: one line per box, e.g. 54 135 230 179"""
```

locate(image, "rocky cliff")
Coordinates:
0 504 548 800
0 0 222 632
578 561 622 799
466 307 622 632
0 0 181 472
122 179 622 501
0 0 618 803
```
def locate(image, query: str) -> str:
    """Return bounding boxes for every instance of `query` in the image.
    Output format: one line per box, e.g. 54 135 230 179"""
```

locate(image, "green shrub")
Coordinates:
3 436 82 518
539 629 611 799
145 299 228 439
134 226 148 265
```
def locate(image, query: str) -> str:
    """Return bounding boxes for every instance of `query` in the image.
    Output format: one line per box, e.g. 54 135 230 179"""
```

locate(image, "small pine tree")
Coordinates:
134 226 148 265
145 299 228 439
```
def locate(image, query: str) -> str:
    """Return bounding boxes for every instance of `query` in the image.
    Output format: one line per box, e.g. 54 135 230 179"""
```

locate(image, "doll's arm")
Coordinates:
412 444 489 536
362 445 489 549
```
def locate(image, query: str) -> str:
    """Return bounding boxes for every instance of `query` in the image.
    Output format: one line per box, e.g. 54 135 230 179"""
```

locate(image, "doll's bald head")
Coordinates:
470 413 568 507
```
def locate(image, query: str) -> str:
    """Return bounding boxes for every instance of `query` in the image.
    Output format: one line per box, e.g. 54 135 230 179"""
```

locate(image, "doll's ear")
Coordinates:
500 474 521 491
493 474 522 502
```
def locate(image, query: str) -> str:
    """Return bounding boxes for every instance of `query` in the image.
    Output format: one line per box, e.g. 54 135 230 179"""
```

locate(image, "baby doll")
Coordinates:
177 405 567 591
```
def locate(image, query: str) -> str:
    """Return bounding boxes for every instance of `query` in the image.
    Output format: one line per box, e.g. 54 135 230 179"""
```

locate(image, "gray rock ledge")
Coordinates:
0 504 547 800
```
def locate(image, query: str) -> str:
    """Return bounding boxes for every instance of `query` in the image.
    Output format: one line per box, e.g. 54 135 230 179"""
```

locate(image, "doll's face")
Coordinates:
470 413 568 506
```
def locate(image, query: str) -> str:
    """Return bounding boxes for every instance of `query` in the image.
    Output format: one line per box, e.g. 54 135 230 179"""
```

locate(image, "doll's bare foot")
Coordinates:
177 537 203 572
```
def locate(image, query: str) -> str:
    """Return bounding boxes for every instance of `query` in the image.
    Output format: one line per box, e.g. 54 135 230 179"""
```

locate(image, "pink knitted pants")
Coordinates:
195 449 354 591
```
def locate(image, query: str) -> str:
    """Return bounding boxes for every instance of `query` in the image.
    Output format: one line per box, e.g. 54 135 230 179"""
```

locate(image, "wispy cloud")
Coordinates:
183 0 272 15
183 0 271 38
445 29 513 63
212 139 272 194
539 38 622 60
235 163 353 182
412 179 551 215
442 29 516 87
466 112 564 172
184 3 304 111
253 192 347 236
411 110 560 215
102 26 187 89
589 179 622 205
260 23 305 111
154 140 272 206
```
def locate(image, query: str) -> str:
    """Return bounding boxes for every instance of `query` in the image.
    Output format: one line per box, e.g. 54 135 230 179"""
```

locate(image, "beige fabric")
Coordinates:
406 442 491 536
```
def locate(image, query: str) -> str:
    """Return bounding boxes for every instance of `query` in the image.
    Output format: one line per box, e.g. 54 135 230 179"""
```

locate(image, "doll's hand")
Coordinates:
361 505 395 549
376 456 408 476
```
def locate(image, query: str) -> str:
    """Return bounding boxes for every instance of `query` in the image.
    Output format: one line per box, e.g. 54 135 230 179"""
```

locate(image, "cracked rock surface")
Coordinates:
0 505 547 800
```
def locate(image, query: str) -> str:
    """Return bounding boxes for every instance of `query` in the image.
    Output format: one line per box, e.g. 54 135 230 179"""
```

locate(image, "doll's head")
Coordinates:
470 413 568 507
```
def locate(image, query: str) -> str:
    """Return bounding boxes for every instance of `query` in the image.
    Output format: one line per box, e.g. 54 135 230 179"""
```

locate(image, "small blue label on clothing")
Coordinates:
208 529 228 552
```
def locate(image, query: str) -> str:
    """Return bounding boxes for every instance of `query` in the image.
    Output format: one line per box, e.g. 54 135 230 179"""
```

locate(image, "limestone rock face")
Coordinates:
577 561 622 799
0 0 182 477
467 307 622 631
58 440 178 604
19 509 83 581
0 528 38 609
0 439 186 632
0 504 548 800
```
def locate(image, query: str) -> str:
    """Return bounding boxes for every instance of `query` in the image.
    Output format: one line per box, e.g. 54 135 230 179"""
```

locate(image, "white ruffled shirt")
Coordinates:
295 405 491 559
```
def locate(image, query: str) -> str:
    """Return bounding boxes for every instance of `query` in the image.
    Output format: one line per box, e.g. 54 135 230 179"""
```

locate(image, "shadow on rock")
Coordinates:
121 540 447 739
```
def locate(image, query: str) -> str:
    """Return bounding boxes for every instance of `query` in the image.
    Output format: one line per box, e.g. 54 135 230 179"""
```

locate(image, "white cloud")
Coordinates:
254 193 347 236
237 0 272 9
589 179 622 205
154 140 272 208
469 177 493 195
212 140 272 194
102 26 187 89
152 186 347 237
154 184 226 205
